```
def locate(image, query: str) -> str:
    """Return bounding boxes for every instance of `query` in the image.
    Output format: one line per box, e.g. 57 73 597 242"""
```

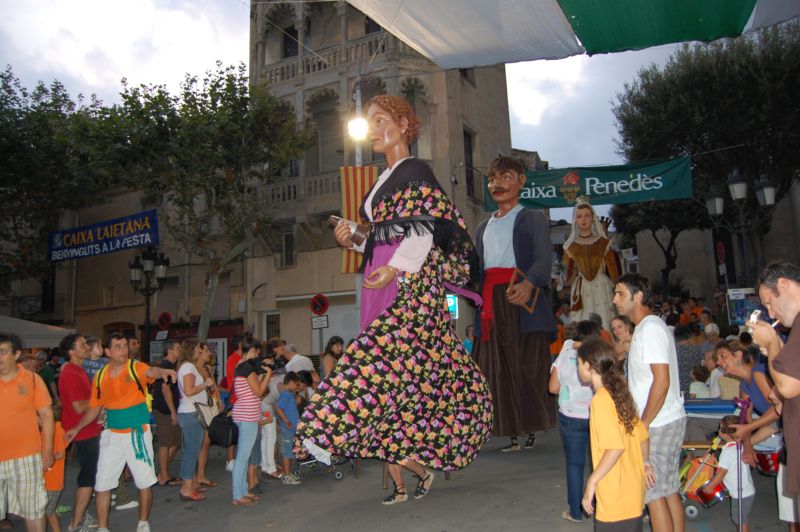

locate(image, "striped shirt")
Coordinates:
232 361 261 422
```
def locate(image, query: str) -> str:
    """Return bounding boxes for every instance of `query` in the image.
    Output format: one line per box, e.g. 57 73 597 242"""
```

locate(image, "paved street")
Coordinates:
21 430 785 531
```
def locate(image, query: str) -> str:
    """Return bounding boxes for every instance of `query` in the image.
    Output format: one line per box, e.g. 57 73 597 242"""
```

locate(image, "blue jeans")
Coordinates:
559 412 590 520
177 412 204 480
233 421 258 500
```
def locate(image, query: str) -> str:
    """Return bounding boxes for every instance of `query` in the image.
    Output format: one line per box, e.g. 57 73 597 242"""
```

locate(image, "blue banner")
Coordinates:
48 210 159 262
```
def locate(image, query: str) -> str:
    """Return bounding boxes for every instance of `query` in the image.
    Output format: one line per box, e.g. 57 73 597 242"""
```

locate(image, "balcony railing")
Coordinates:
262 171 342 210
262 32 424 86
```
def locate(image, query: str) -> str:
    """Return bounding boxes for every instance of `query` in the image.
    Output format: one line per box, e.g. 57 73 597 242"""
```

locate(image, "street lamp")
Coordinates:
128 247 169 362
705 169 777 287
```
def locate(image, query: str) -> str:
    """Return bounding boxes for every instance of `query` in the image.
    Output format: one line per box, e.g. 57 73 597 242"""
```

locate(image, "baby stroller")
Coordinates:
294 454 347 480
679 437 728 520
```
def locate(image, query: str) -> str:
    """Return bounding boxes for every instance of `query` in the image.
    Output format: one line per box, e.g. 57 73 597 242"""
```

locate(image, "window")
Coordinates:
281 232 295 267
364 16 381 34
283 26 298 58
102 286 114 307
264 312 280 339
459 68 475 85
463 129 476 199
288 159 300 177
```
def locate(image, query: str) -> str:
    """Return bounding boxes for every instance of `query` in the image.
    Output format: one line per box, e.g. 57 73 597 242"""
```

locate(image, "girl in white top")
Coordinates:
549 320 600 523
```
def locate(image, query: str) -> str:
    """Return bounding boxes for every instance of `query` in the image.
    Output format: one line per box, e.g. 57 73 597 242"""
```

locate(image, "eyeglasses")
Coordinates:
0 348 14 355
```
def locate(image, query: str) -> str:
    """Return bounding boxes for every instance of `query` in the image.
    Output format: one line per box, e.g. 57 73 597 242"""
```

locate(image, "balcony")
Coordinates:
261 32 426 86
262 171 342 216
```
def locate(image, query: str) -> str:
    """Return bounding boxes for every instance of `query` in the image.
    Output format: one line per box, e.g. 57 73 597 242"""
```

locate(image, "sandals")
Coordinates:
382 484 408 505
414 470 434 499
524 434 536 449
179 491 206 501
198 479 218 488
231 498 256 507
157 477 180 486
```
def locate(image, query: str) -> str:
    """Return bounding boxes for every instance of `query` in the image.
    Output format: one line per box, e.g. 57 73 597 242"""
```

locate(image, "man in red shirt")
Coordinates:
58 333 102 531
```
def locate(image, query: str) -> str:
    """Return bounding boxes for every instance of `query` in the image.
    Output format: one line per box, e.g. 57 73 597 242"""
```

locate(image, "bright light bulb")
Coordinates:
348 118 368 141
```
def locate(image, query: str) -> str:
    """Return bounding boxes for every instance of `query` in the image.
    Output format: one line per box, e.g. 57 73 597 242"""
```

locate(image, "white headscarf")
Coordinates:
563 196 608 252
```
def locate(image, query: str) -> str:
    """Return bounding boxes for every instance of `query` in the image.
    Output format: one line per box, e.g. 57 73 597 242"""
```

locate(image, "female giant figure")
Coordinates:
296 95 492 505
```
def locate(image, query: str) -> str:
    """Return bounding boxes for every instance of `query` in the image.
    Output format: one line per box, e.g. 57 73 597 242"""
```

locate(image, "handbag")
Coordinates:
208 407 238 448
194 392 219 430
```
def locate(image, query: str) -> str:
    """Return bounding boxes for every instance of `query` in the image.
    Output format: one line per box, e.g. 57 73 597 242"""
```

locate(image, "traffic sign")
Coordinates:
310 293 329 316
311 315 329 329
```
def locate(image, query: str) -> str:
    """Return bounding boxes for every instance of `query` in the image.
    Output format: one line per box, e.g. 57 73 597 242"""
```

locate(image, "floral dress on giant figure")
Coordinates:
562 197 621 330
295 95 492 505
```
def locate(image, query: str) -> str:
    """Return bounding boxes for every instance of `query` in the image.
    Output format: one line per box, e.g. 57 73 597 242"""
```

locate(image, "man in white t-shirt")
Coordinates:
613 273 686 532
283 344 314 374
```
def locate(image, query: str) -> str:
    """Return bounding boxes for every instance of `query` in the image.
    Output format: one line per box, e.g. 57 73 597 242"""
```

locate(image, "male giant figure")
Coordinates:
473 156 556 452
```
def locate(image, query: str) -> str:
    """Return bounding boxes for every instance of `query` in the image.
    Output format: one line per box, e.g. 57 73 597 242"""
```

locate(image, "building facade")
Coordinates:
2 1 513 369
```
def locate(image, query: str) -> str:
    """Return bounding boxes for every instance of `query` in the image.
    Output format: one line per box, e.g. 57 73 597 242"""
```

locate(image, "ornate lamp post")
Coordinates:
705 169 776 286
129 247 170 362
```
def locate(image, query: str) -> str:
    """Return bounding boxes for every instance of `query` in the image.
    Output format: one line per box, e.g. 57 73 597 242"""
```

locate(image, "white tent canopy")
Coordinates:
348 0 800 69
0 315 75 349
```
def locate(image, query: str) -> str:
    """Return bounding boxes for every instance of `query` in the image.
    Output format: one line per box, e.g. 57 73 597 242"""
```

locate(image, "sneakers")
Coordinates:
67 523 88 532
561 511 584 523
225 460 234 472
114 500 139 511
281 473 301 485
382 485 408 505
55 504 72 516
414 470 434 499
500 440 521 452
83 514 99 529
524 435 536 449
136 522 151 532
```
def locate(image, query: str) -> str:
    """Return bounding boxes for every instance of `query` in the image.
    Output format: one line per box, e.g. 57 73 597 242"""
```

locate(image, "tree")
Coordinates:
115 62 311 341
612 22 800 285
0 66 117 297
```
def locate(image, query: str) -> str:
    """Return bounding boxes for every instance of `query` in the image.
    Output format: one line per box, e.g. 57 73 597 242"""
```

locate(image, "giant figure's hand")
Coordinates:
334 221 354 249
507 277 534 306
363 265 399 290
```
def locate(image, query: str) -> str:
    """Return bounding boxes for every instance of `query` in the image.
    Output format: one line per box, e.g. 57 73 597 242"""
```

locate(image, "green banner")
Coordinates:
483 156 693 210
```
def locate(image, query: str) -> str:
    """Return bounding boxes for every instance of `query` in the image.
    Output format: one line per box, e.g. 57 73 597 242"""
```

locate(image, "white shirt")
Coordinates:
551 340 594 419
353 157 432 274
627 314 685 427
718 441 755 498
177 362 208 414
707 367 723 398
689 381 711 399
482 203 524 268
285 354 314 374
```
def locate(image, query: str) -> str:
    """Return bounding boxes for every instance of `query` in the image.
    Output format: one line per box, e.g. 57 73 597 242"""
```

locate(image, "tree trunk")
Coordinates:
197 269 220 343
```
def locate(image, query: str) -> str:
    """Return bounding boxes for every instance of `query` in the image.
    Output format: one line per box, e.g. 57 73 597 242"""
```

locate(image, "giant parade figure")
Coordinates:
563 197 620 330
295 95 492 505
473 156 557 452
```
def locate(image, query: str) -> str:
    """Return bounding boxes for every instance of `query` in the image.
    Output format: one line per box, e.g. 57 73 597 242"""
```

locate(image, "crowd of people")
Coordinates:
2 92 800 532
548 262 800 532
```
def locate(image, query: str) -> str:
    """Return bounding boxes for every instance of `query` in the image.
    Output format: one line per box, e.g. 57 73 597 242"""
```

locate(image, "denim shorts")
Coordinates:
279 428 295 460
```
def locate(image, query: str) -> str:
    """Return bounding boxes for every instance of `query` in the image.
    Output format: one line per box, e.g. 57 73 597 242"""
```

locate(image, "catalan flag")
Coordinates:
340 165 378 273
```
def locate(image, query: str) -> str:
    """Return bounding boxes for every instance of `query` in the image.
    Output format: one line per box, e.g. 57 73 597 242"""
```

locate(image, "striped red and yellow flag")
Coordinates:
340 165 378 273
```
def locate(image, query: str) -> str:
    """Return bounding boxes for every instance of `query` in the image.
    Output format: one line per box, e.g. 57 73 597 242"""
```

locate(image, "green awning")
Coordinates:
559 0 757 54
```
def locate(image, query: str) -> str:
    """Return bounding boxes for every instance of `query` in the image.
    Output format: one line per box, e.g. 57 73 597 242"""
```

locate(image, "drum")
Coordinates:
754 433 783 476
694 481 728 508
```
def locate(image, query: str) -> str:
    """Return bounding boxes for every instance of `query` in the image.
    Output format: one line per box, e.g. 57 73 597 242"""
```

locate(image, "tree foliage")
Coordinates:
114 62 311 340
612 21 800 285
0 66 117 295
